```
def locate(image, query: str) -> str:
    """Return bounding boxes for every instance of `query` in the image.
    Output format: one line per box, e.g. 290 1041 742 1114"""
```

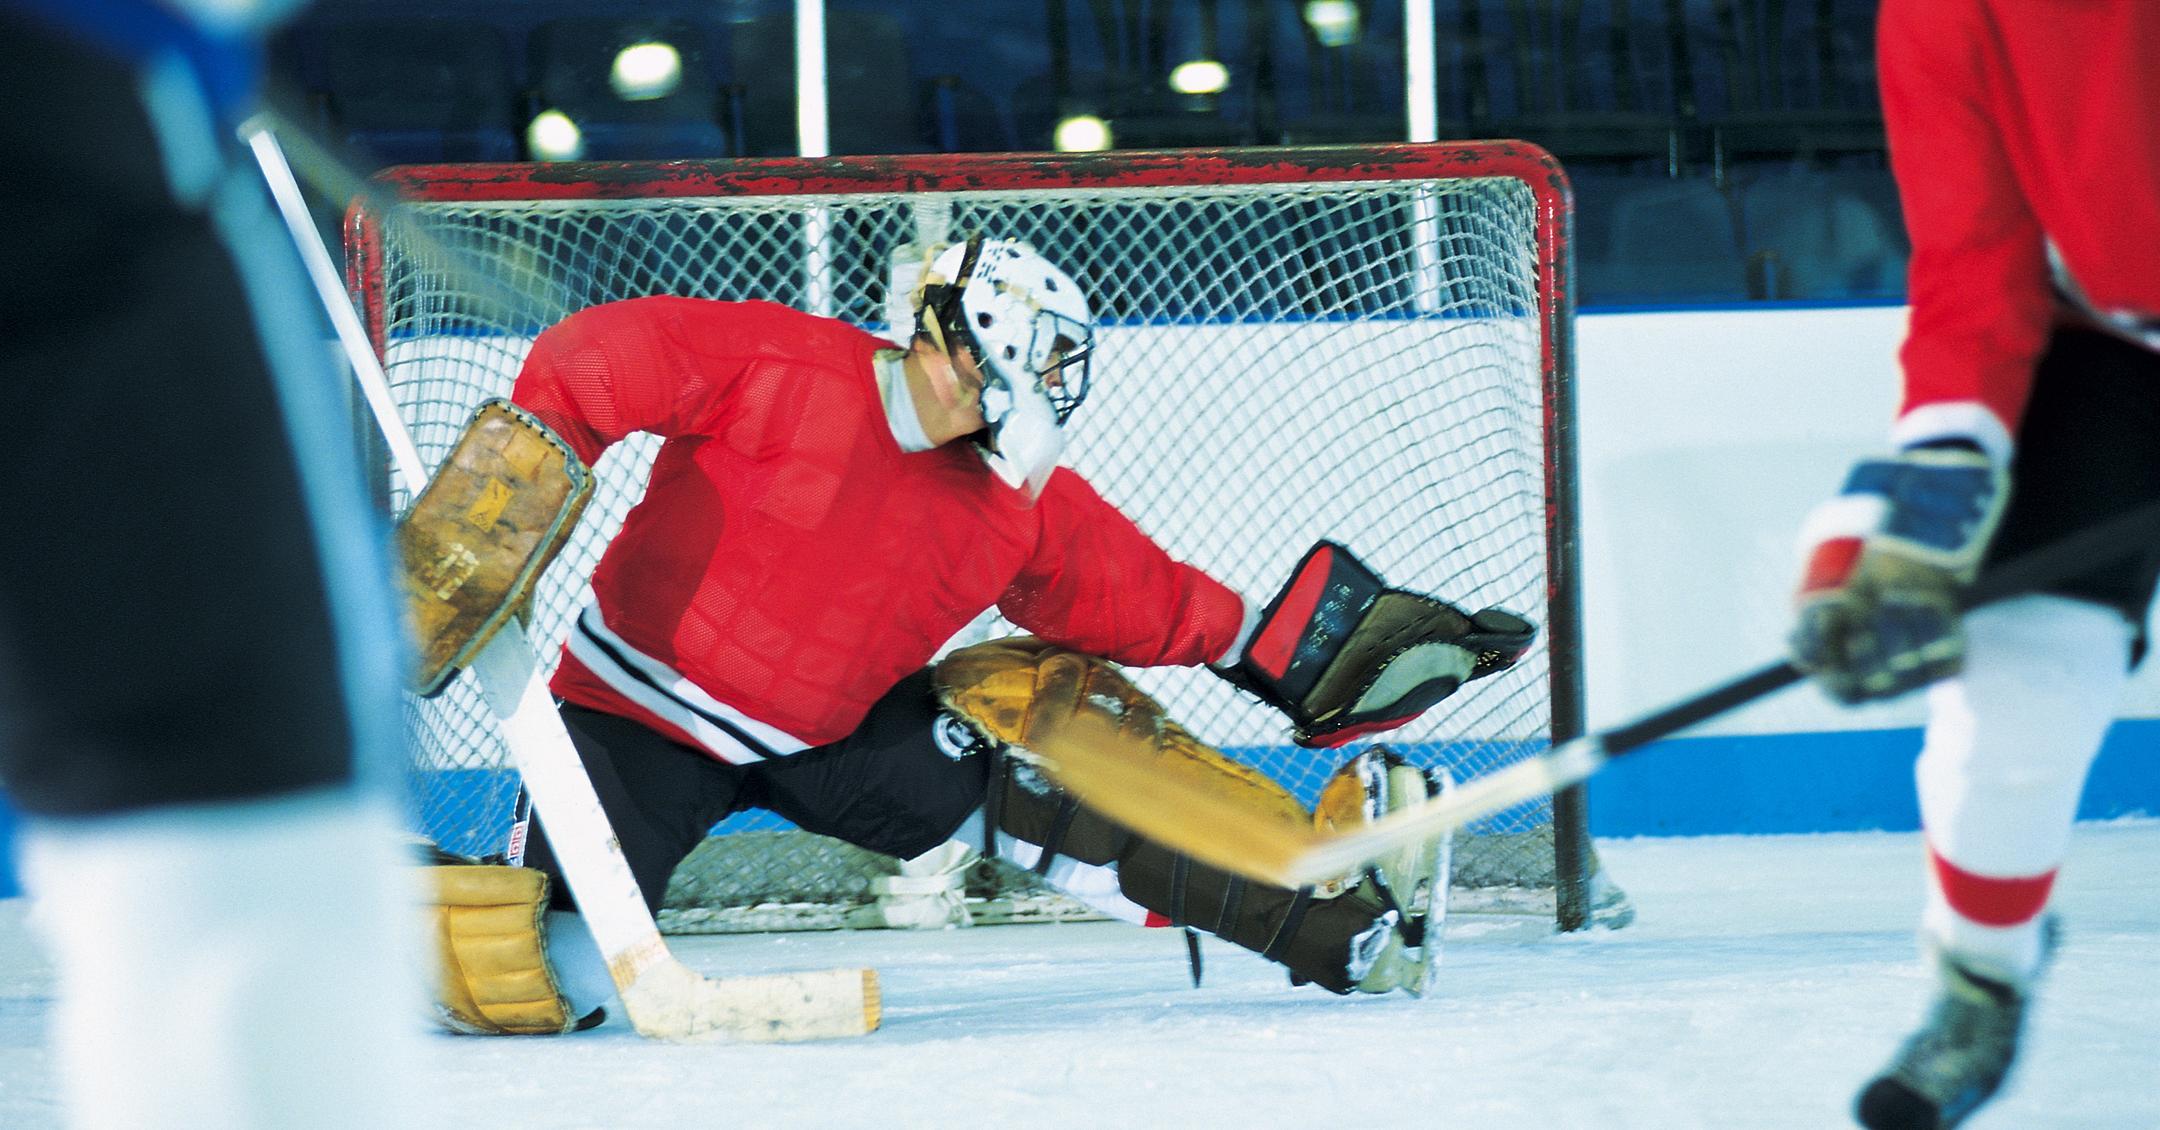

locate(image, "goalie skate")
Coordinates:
1315 749 1452 996
1855 947 2039 1130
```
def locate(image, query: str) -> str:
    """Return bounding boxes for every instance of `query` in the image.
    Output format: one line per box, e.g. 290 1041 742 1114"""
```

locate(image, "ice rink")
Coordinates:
2 822 2154 1129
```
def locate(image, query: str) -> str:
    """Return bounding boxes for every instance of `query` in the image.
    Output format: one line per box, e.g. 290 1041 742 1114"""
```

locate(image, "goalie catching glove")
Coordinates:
1218 541 1534 747
1791 443 2008 704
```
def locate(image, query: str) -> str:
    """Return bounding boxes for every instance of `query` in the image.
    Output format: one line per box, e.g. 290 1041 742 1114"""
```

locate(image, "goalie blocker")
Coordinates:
397 398 593 696
1220 541 1535 746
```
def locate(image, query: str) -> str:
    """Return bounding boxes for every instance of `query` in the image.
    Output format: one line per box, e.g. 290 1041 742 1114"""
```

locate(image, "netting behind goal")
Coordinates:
351 143 1595 932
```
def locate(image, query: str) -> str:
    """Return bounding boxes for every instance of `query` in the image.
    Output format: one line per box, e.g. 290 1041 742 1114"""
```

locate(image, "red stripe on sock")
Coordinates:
1800 537 1864 593
1929 846 2057 928
1295 714 1420 748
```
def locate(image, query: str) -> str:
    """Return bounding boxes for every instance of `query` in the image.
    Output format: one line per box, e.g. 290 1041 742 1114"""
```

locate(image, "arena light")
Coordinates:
1053 113 1112 152
1302 0 1360 47
527 110 584 161
1168 59 1230 96
610 40 683 100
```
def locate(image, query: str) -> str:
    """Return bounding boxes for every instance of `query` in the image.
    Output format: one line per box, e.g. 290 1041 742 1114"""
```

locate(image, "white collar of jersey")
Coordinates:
875 350 937 453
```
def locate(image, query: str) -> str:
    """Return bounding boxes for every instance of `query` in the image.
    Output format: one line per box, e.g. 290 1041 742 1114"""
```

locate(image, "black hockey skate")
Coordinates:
1854 953 2031 1130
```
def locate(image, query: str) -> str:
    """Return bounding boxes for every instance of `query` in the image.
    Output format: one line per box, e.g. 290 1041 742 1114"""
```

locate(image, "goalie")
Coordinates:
425 236 1532 1033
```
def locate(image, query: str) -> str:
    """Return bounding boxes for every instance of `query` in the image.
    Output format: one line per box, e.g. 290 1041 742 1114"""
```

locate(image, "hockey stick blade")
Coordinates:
469 627 880 1042
246 123 877 1042
1035 501 2160 891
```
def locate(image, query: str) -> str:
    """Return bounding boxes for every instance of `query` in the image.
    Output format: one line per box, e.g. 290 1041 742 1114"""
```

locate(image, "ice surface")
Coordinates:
2 823 2154 1129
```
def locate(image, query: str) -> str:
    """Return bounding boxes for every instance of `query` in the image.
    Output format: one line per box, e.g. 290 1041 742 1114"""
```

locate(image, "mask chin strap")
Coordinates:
978 387 1064 502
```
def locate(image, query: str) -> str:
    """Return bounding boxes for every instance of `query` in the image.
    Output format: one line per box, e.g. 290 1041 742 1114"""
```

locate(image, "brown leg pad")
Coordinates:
941 641 1382 993
429 864 579 1035
991 762 1378 993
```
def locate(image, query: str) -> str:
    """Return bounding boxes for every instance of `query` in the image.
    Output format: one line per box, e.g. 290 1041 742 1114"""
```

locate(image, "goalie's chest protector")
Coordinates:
554 317 1048 751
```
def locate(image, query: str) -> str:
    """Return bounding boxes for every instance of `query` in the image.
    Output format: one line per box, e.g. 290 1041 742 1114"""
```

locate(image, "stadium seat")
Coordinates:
1010 69 1144 151
1573 170 1749 305
1684 0 1885 160
528 17 730 160
920 75 1013 152
1738 165 1907 301
728 12 912 156
317 18 519 166
1460 0 1681 164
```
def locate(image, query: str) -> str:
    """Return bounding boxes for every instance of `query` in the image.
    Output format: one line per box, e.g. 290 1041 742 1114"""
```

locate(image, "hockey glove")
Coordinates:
1791 444 2008 704
1217 541 1535 747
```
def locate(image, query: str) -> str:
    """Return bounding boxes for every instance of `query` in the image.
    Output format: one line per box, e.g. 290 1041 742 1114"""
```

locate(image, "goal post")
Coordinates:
348 142 1611 935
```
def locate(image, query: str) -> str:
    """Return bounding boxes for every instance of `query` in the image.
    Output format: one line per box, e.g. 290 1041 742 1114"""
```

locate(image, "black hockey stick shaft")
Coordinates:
1599 500 2160 764
1066 502 2160 890
1145 500 2160 888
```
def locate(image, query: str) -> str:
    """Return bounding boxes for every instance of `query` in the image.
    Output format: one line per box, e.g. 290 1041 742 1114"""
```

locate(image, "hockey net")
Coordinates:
350 143 1609 934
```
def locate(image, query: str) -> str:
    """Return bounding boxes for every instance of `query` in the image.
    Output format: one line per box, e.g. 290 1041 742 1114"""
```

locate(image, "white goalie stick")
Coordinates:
244 123 879 1042
1031 501 2160 892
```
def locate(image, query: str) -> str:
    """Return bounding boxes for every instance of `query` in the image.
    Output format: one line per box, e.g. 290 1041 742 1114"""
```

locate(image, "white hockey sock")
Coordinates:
19 788 423 1130
1915 594 2130 982
544 910 618 1019
946 810 1153 925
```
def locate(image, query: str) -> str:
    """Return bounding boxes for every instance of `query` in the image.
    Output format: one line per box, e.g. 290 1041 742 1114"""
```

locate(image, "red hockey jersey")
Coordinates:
511 297 1244 760
1879 0 2160 456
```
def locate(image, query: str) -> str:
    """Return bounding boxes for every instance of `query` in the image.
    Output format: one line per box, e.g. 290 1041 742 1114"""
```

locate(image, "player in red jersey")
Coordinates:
1789 3 2160 1126
417 235 1534 1032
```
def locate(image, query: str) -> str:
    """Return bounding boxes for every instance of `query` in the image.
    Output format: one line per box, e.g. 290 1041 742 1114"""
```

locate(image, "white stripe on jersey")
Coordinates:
566 604 811 764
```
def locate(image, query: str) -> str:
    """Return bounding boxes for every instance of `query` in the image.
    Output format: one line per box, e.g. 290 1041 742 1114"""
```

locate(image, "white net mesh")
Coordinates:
359 157 1572 927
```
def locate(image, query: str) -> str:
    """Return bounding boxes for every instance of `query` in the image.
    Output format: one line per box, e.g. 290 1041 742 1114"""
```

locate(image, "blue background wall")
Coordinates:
4 724 2152 898
1588 724 2157 838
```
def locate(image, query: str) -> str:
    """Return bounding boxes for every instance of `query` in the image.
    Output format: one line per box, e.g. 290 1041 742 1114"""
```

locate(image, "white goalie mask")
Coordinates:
915 236 1095 501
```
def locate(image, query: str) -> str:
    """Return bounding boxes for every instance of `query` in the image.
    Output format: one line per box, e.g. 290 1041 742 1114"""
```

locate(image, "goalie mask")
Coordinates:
915 236 1094 501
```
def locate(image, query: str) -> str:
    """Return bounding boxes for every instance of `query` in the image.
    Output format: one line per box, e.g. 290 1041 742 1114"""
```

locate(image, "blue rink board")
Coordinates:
1586 719 2159 837
1 724 2153 897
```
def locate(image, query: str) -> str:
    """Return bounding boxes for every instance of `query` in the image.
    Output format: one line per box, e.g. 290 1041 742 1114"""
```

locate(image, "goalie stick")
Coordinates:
1030 501 2160 891
245 123 879 1042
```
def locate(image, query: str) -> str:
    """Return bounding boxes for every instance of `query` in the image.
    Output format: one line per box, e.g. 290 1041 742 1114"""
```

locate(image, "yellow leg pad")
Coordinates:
935 637 1307 827
428 864 578 1036
1315 754 1382 833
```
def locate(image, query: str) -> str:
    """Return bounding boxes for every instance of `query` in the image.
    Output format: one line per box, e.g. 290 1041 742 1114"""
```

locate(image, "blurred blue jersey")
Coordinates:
0 0 297 123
